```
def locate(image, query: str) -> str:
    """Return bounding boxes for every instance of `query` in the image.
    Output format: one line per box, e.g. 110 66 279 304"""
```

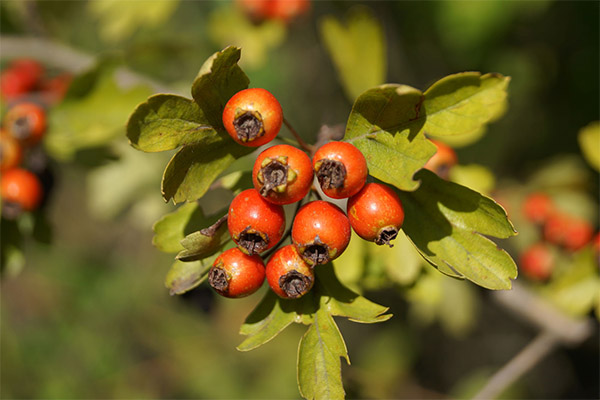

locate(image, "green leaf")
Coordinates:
344 84 436 191
449 163 496 195
127 94 217 152
316 264 391 324
164 259 210 296
176 217 230 261
578 121 600 171
422 72 510 143
297 306 349 400
320 7 386 101
398 169 518 290
153 202 207 253
161 140 252 204
191 46 250 129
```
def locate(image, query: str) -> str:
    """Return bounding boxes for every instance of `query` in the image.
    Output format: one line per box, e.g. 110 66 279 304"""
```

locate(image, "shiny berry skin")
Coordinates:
3 102 47 146
1 168 43 211
520 242 554 281
544 213 594 252
252 144 313 205
208 248 266 298
522 193 554 225
424 139 457 179
0 130 23 172
222 88 283 147
291 200 351 266
228 188 286 255
313 141 367 199
347 183 405 246
266 244 314 299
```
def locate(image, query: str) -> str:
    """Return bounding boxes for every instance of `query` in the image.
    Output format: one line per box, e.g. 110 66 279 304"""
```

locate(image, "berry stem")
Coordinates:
200 214 228 237
283 118 315 154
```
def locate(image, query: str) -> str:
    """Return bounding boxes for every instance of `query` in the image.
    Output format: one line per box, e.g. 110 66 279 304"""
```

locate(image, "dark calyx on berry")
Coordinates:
11 116 32 141
259 158 288 196
302 236 329 265
208 267 229 294
279 270 313 298
234 111 264 142
238 226 269 255
316 159 346 190
376 227 399 247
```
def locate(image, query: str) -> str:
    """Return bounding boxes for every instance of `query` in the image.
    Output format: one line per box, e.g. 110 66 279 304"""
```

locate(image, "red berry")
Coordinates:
208 248 265 298
291 200 351 266
266 244 314 299
313 141 367 199
520 242 555 281
266 0 310 22
1 168 43 211
347 183 405 246
424 139 457 178
544 213 594 252
252 144 313 205
228 188 286 255
222 88 283 147
3 102 47 146
0 130 23 172
522 193 554 224
0 59 43 100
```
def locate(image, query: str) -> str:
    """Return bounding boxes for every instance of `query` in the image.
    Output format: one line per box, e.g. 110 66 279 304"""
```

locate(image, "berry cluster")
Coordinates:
207 88 405 299
519 192 597 281
0 59 66 219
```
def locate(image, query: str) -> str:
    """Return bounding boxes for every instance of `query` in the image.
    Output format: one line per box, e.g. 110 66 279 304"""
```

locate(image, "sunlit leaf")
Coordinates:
127 94 216 152
423 72 510 143
153 202 205 253
344 84 435 191
320 7 386 101
449 163 496 195
578 121 600 171
164 259 210 296
399 169 518 290
297 306 348 400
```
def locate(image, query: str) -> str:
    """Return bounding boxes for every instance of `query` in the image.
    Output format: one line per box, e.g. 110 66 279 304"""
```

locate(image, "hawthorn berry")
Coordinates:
208 247 266 298
237 0 310 24
347 183 404 246
313 141 367 199
544 213 594 252
252 144 313 205
0 130 23 172
522 192 554 225
1 167 43 212
520 242 555 281
228 188 286 255
222 88 283 147
291 200 351 266
424 139 457 178
0 59 43 100
266 244 314 299
3 102 47 145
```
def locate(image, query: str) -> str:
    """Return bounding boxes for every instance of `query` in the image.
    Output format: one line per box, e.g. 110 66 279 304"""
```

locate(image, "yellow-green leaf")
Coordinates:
578 121 600 171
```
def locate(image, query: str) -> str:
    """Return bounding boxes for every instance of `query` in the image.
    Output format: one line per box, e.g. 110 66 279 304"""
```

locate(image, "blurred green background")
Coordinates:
1 1 598 398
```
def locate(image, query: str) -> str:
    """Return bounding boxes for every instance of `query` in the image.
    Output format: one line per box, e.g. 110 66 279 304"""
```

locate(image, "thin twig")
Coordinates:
283 118 315 154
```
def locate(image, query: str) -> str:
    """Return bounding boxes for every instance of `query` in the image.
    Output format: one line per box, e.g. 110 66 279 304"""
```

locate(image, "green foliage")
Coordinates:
398 170 517 290
578 121 599 171
164 259 210 295
320 7 386 101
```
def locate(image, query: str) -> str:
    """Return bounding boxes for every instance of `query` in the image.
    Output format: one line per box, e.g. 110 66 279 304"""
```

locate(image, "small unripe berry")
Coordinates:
424 139 457 179
522 193 554 225
252 144 313 205
266 244 314 299
347 183 404 246
291 200 351 266
3 102 47 146
228 188 286 255
313 141 367 199
520 242 555 281
222 88 283 147
1 167 43 211
208 248 265 298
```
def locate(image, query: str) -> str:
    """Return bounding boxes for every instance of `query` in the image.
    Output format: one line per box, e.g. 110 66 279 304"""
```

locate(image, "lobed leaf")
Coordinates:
191 46 250 128
320 7 386 101
297 306 349 400
344 84 436 191
422 72 510 140
164 259 211 296
398 170 518 290
127 94 216 152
